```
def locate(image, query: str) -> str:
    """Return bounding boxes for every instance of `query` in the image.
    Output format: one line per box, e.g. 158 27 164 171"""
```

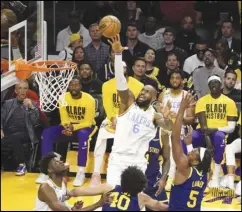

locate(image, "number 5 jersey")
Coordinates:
168 167 208 211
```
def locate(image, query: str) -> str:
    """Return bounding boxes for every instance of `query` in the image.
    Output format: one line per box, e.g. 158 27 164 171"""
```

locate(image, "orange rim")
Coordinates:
15 60 77 80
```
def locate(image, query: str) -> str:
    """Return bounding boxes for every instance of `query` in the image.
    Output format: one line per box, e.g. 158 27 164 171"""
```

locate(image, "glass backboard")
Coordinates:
1 1 46 91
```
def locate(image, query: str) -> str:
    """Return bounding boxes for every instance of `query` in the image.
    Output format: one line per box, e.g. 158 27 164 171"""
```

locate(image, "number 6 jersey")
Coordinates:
168 167 208 211
111 103 157 163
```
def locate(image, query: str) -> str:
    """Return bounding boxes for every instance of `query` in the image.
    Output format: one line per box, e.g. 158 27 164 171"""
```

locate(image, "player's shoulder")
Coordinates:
103 78 116 86
128 76 144 86
82 92 95 101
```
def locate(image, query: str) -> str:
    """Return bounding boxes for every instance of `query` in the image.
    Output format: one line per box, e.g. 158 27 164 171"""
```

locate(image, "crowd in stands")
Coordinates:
1 0 241 197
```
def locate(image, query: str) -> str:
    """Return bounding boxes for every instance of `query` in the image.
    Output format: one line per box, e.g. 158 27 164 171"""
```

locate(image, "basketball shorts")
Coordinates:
107 153 147 186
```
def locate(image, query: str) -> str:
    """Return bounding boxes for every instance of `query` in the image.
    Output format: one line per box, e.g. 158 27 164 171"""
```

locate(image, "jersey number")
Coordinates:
145 153 150 164
187 190 199 208
133 124 140 133
110 192 131 210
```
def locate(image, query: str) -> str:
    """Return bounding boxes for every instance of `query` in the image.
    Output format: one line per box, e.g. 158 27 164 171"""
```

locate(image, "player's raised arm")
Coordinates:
171 92 194 174
108 35 135 114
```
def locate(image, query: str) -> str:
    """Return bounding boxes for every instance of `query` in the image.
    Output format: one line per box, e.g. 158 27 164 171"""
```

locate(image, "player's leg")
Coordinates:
36 125 65 183
73 126 97 187
221 138 241 189
106 161 123 186
90 120 114 187
209 130 226 187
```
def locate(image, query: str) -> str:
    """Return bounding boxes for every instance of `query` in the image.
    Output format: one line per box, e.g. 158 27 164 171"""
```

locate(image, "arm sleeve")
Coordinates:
58 50 66 61
114 54 128 91
193 72 202 99
28 102 40 126
195 98 205 114
73 97 96 131
183 59 191 74
218 121 236 133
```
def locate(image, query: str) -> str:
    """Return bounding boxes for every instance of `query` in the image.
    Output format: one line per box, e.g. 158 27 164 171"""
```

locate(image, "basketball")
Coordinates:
99 15 121 38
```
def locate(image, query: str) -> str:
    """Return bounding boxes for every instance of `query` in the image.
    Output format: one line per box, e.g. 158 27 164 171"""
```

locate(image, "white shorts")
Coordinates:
106 153 147 186
97 118 115 140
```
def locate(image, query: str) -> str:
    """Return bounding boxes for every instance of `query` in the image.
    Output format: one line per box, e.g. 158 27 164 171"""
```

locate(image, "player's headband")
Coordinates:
207 75 222 84
200 147 206 161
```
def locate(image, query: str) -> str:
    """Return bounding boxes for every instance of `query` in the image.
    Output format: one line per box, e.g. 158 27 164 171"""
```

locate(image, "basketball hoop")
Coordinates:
15 60 77 112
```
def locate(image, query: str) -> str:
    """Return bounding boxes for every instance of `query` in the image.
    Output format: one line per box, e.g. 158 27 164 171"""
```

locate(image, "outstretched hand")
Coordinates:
180 91 196 109
107 34 128 53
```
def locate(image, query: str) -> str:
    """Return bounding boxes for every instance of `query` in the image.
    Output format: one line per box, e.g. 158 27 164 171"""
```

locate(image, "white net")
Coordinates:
33 62 76 112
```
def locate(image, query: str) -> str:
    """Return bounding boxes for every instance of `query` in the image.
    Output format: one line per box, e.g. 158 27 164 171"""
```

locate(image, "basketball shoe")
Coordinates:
15 164 27 176
73 171 85 187
36 173 49 184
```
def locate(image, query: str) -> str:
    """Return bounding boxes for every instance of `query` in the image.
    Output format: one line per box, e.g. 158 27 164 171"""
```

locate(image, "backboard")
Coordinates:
1 1 46 91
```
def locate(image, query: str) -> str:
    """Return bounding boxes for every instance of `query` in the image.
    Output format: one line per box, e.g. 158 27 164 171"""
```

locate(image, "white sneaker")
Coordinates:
73 172 85 187
220 175 228 188
235 181 241 196
208 179 219 188
89 172 101 188
36 173 49 184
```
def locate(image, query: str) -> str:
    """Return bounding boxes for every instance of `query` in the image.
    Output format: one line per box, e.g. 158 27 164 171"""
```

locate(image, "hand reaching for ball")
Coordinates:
107 34 128 54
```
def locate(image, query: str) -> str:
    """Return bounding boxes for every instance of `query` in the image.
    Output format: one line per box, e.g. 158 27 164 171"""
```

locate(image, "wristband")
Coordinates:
187 144 193 153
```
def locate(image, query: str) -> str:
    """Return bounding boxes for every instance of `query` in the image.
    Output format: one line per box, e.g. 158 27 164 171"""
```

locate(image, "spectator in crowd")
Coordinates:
144 49 164 91
138 16 165 50
215 38 241 73
84 23 110 76
175 16 200 56
193 49 225 99
159 1 196 27
36 77 97 187
72 46 85 71
215 19 241 54
156 27 188 72
220 113 241 194
222 69 241 110
90 61 144 187
58 34 83 61
192 75 238 188
56 11 91 52
119 1 145 37
1 80 40 176
82 1 120 29
122 22 150 70
132 58 159 92
183 39 220 75
97 48 115 82
78 63 103 95
158 52 189 89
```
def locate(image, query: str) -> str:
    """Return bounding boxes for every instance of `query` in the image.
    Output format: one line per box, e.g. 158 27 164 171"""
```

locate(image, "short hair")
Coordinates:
71 75 82 84
224 69 237 79
89 23 99 30
1 9 18 27
221 19 234 28
196 38 208 46
205 48 216 57
127 21 137 30
169 70 185 80
39 152 57 175
121 166 147 196
133 57 146 66
167 52 180 62
163 27 176 38
68 10 80 19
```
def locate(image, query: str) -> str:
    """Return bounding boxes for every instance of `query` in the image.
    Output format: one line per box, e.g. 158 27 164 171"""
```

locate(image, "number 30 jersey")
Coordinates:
111 103 157 163
169 167 207 211
102 185 140 211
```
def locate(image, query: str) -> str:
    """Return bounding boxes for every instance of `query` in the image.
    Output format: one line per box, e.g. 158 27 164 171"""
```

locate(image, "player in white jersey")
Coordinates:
34 153 112 211
159 70 196 191
106 35 173 186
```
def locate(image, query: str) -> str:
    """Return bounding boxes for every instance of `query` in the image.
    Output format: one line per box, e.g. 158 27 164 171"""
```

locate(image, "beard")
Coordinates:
171 84 182 90
136 99 151 108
